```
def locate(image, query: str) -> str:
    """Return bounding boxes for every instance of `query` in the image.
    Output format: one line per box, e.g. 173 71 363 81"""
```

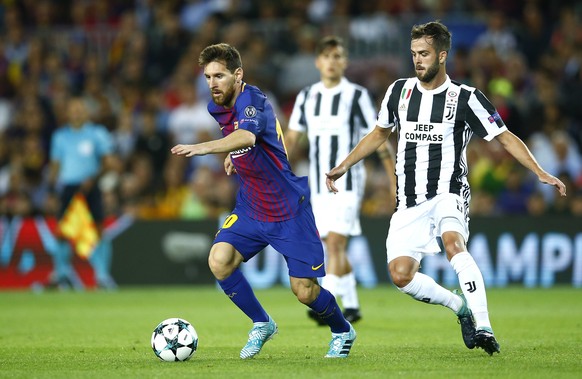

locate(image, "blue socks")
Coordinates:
217 269 269 323
309 287 350 333
218 269 350 333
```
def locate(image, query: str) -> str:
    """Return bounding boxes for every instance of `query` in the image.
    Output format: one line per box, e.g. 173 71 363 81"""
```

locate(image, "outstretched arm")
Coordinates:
495 130 566 196
171 129 256 157
326 126 392 193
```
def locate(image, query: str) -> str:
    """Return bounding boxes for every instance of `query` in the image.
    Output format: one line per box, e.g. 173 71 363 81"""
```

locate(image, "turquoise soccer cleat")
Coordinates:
325 323 356 358
240 316 278 359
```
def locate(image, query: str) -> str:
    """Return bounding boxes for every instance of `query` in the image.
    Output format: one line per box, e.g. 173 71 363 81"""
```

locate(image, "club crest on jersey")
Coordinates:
244 106 257 118
445 99 456 121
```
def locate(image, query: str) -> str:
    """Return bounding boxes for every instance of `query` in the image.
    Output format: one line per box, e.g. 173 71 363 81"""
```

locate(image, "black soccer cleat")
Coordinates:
307 309 327 326
342 308 362 324
453 290 476 349
458 314 476 349
474 328 500 356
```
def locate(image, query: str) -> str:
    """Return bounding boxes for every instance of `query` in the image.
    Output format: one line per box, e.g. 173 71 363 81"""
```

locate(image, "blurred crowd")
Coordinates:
0 0 581 221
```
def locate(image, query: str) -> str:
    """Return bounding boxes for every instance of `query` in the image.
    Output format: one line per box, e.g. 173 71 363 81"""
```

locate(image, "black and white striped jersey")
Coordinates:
377 75 507 211
288 78 376 196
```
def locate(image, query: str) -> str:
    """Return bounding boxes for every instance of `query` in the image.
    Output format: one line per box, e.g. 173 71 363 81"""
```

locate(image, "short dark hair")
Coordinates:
315 35 346 56
411 21 452 53
198 43 242 72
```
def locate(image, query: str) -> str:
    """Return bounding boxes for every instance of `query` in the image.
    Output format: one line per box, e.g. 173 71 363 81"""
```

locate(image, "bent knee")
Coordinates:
389 259 418 288
296 290 316 305
390 271 415 288
291 278 319 304
208 244 241 280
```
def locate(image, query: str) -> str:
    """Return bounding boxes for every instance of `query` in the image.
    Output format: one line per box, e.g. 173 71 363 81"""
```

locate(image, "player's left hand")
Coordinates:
171 144 207 157
540 172 567 196
224 155 236 175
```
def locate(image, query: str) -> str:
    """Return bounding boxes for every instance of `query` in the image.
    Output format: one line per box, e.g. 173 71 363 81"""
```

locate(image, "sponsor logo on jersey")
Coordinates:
230 146 253 158
404 123 444 142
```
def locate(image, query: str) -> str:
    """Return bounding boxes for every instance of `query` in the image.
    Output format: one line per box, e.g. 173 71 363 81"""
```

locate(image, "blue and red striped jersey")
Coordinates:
208 83 310 222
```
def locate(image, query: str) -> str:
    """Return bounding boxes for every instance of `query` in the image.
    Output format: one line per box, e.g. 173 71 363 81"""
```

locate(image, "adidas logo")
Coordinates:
340 339 355 355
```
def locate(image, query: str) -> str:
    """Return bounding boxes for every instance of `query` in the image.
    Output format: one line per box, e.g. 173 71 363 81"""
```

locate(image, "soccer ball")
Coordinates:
151 318 198 361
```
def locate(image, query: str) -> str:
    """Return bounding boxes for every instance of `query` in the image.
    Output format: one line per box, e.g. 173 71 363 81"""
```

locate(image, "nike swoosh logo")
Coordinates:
311 263 324 271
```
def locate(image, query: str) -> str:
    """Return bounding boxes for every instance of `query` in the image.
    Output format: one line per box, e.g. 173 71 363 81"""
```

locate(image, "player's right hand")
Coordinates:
171 144 208 157
325 166 347 193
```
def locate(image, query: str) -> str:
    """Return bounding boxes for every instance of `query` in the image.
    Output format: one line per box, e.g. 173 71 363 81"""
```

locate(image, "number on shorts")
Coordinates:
221 214 238 229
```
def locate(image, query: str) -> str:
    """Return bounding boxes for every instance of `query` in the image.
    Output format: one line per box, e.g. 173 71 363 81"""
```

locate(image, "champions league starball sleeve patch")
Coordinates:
244 106 257 118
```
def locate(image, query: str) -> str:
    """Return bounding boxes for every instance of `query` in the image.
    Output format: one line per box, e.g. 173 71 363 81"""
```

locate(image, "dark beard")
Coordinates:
212 79 237 107
416 60 440 83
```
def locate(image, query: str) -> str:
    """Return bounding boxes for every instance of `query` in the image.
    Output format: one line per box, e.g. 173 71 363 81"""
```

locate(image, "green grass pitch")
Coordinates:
1 286 581 379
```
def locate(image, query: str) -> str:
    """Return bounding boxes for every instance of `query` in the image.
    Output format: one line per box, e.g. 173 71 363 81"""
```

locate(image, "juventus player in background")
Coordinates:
326 21 566 355
172 43 356 359
286 36 395 325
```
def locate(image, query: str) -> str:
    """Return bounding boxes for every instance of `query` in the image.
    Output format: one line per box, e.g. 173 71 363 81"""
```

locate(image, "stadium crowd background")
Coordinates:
0 0 581 223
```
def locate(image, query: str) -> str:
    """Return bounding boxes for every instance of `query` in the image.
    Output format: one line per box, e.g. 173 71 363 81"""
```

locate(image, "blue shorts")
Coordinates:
214 204 325 278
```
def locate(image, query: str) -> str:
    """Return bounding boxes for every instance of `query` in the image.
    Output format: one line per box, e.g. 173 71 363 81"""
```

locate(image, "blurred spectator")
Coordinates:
179 0 232 33
548 172 576 215
449 46 472 85
529 129 582 204
118 152 154 206
112 108 136 160
180 165 235 220
145 3 190 85
496 165 535 214
348 1 400 56
167 81 217 145
514 2 552 69
570 189 582 216
134 109 171 189
526 191 548 216
136 159 188 219
278 25 320 103
474 9 517 61
468 139 514 198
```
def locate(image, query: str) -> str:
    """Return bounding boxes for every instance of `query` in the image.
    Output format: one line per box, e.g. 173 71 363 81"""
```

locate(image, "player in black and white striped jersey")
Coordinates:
286 36 395 326
326 21 566 355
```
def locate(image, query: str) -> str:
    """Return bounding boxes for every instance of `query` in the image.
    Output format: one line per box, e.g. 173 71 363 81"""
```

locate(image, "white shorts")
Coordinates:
311 192 362 238
386 193 469 263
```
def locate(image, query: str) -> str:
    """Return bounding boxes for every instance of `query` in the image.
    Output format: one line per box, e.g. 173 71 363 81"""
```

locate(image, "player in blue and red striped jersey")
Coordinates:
171 43 356 359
